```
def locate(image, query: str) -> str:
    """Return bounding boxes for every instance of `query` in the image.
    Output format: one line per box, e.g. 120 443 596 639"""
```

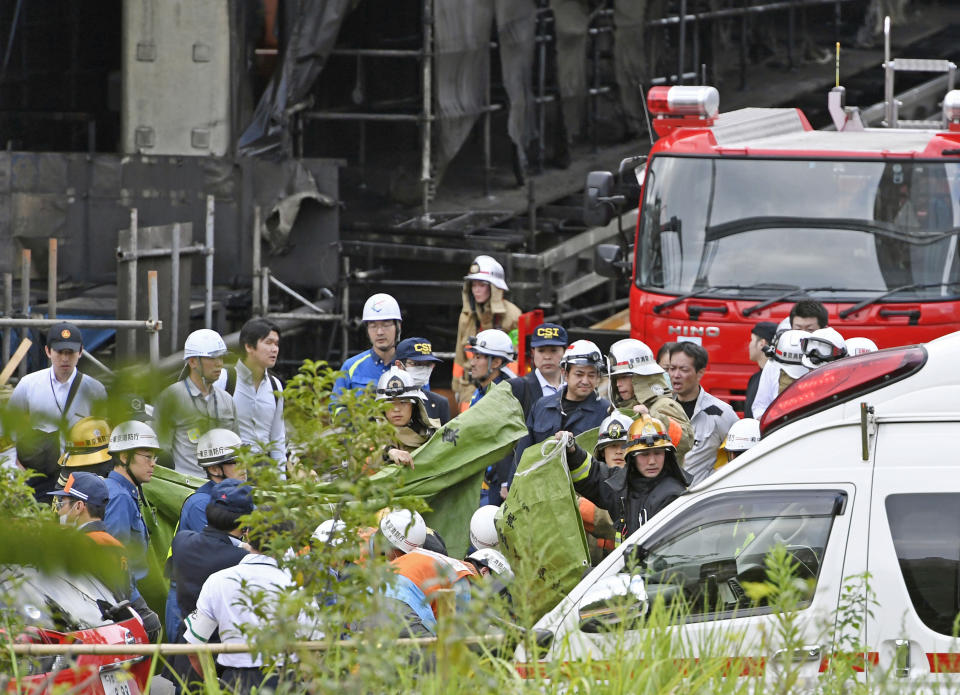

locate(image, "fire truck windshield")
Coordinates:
637 156 960 301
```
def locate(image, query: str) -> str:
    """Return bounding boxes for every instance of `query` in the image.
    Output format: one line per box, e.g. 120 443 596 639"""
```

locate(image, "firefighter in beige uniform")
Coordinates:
605 338 694 465
453 255 522 406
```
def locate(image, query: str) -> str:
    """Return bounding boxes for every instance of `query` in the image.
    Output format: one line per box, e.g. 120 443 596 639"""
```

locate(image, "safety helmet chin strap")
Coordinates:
470 353 502 388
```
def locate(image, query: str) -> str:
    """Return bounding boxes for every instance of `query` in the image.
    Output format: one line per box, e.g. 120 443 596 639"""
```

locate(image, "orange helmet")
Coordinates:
624 415 676 457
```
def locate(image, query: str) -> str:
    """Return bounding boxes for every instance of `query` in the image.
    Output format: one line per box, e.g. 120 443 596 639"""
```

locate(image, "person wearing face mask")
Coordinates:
103 420 163 642
49 472 130 595
453 256 522 406
393 337 450 425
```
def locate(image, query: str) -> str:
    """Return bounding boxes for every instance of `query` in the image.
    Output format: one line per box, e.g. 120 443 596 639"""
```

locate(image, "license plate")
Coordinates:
100 670 140 695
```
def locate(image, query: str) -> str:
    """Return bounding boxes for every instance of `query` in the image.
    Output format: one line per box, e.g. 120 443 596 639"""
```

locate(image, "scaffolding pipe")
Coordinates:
264 312 344 322
19 249 30 379
252 206 262 316
205 195 215 329
125 209 138 357
341 256 350 360
2 273 11 363
117 245 207 261
0 318 162 330
170 223 180 354
268 274 327 315
421 0 433 217
148 270 160 364
81 349 114 376
261 267 270 314
47 238 57 319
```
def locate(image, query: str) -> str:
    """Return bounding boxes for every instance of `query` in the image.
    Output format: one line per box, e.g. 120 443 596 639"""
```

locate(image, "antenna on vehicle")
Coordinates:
835 42 840 88
638 83 657 144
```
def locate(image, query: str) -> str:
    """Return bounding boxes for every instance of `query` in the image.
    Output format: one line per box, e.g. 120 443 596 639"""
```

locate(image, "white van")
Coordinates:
517 332 960 686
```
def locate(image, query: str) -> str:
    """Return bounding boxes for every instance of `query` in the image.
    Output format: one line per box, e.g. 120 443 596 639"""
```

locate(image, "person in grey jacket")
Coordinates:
561 414 690 542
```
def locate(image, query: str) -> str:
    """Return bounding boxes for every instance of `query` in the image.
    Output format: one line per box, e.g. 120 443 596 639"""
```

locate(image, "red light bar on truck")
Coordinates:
760 347 927 436
648 86 719 137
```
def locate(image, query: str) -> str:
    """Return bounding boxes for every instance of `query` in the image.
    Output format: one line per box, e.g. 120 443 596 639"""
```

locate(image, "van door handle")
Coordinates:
771 645 821 663
895 639 911 677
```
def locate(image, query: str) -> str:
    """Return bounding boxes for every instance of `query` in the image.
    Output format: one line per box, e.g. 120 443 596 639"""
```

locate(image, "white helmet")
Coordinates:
593 411 633 459
375 366 426 403
466 329 516 361
313 519 347 546
724 418 761 453
362 293 402 322
800 327 847 369
196 428 243 468
464 255 508 291
183 329 227 359
607 339 662 377
772 329 811 379
108 420 160 453
469 505 500 550
467 547 514 582
561 339 604 371
379 509 426 554
846 337 879 356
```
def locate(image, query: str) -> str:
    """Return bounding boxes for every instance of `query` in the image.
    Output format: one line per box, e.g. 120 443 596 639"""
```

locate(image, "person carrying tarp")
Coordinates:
578 411 632 564
375 367 440 467
561 414 690 545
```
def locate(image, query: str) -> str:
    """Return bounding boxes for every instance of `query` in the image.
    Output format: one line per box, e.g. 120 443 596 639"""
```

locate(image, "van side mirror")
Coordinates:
595 243 624 278
583 171 617 227
578 573 648 633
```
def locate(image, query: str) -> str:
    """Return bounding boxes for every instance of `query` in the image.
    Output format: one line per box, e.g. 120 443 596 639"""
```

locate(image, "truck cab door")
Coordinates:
867 420 960 688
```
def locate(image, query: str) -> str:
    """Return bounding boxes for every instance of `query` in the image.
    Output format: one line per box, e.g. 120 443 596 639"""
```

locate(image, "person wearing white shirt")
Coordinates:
183 523 310 693
218 319 286 472
8 322 107 497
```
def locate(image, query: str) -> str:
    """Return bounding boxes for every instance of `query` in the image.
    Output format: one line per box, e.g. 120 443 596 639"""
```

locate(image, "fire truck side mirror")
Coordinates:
584 171 616 227
595 244 624 278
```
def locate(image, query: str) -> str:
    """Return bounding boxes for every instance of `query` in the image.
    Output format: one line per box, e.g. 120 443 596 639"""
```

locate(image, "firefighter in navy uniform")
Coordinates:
506 340 611 495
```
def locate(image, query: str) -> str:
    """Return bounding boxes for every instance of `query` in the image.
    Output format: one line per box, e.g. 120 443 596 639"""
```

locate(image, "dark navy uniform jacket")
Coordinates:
508 387 611 487
171 526 249 618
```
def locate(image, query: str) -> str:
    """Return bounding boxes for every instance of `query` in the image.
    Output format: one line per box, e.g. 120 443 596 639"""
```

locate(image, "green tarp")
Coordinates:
141 465 204 621
367 380 528 558
498 435 591 622
136 381 528 620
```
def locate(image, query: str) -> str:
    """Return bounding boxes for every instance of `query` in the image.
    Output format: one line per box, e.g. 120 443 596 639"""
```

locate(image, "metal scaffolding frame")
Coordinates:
295 0 862 221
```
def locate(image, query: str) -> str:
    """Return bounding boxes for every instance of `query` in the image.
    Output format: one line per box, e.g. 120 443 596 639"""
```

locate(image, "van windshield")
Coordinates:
636 157 960 301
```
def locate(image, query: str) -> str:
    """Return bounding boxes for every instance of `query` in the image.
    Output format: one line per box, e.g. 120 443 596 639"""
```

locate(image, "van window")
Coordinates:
626 490 844 623
886 494 960 636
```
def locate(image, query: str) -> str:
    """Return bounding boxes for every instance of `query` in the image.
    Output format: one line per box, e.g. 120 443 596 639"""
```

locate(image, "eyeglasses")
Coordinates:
55 497 77 510
135 451 159 463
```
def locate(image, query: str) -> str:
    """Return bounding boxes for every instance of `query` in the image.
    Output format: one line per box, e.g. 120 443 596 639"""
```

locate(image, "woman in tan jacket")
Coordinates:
453 255 522 406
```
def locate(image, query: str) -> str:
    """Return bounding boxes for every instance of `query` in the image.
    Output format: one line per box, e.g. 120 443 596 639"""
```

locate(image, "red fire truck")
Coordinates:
586 81 960 407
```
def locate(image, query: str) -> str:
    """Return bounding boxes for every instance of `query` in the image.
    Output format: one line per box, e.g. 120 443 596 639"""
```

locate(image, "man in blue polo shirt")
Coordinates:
333 293 403 397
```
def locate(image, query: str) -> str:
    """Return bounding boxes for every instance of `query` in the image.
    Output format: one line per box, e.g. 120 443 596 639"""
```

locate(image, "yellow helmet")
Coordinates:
60 417 112 468
624 415 675 458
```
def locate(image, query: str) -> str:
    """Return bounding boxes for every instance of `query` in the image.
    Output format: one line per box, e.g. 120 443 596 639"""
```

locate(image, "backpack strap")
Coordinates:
224 366 237 395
